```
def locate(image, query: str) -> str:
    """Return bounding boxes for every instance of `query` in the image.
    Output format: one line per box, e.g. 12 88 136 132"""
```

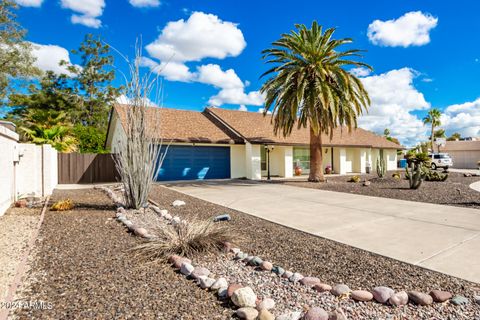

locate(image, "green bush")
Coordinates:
422 167 448 181
348 175 361 183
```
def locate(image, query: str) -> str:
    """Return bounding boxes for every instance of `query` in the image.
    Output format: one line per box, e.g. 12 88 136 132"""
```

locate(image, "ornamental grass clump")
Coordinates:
132 217 239 262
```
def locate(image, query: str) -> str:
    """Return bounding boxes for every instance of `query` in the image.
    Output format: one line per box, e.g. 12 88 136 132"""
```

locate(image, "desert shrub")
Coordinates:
51 199 74 211
348 175 361 183
132 217 240 261
422 167 448 181
405 152 431 189
392 172 401 180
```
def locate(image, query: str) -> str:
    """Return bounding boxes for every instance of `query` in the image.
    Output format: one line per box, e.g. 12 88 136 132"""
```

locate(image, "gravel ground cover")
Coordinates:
0 206 40 305
271 171 480 209
150 184 480 319
14 188 229 320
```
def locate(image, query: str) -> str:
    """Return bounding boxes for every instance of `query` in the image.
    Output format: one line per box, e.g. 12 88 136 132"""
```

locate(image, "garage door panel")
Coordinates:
157 145 230 181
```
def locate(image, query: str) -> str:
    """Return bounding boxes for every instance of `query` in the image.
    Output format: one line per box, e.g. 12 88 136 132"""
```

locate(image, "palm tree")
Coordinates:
260 22 371 182
423 108 442 152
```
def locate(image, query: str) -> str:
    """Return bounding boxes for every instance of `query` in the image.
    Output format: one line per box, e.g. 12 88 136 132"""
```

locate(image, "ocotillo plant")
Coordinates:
376 150 386 178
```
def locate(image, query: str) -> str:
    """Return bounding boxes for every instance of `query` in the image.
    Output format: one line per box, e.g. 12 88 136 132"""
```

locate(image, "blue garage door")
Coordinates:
157 145 231 181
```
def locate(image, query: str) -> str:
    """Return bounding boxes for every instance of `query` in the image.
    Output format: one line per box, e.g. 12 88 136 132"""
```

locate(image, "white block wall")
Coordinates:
0 126 19 216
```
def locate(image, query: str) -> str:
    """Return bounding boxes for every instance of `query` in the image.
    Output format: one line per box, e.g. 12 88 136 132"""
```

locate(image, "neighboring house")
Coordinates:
105 105 401 181
443 140 480 169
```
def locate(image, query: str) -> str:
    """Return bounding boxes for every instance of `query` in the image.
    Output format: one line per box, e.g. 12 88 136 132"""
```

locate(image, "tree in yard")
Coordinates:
0 0 40 103
261 22 371 182
113 45 167 209
447 132 461 141
383 128 400 145
423 108 442 152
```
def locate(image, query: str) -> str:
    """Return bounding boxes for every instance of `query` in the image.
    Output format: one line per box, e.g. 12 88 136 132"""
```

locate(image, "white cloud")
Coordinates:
350 67 371 77
258 108 272 114
61 0 105 28
358 68 430 146
367 11 438 47
15 0 43 7
238 105 247 111
196 64 243 89
116 94 158 107
139 57 194 82
129 0 160 7
441 98 480 138
145 11 246 62
30 42 76 75
209 88 264 107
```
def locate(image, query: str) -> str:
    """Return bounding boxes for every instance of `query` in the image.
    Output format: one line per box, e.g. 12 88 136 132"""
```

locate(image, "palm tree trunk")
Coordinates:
308 127 325 182
431 125 434 153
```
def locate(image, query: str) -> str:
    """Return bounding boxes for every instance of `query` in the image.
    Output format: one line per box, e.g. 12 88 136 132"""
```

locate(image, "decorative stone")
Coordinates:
230 247 240 254
236 307 258 320
211 277 228 290
170 255 191 269
288 272 304 283
328 308 348 320
250 256 263 266
213 214 232 222
451 295 469 306
313 283 332 293
372 286 394 304
227 284 243 298
304 307 329 320
244 256 255 263
260 261 273 271
14 199 27 208
282 271 293 279
351 290 373 302
218 286 228 298
198 276 216 289
276 311 302 320
232 287 257 308
159 209 169 216
236 252 248 260
164 213 172 220
123 220 133 228
190 267 210 279
258 309 275 320
429 290 452 302
474 295 480 305
180 262 194 276
172 200 186 207
408 291 433 306
299 277 321 287
257 298 275 310
389 291 408 306
171 216 181 225
133 227 150 238
331 284 350 296
272 266 285 276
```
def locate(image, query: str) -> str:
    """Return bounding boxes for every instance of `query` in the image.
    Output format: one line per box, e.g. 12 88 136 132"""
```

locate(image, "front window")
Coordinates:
261 147 267 171
293 147 310 174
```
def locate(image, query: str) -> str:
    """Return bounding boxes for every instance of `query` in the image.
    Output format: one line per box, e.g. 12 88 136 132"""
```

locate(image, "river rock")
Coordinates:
134 227 150 238
276 311 302 320
169 255 191 269
250 256 263 266
389 291 408 306
300 277 321 287
198 276 216 289
331 284 350 296
429 290 452 302
328 308 348 320
236 307 258 320
408 291 433 306
351 290 373 302
211 277 228 290
232 287 257 308
261 261 273 271
257 298 275 310
172 200 186 207
258 309 275 320
282 271 293 279
451 295 469 306
288 272 304 283
180 262 194 276
190 267 210 279
313 283 332 293
227 283 243 298
304 307 329 320
272 266 285 276
218 287 228 298
372 286 394 304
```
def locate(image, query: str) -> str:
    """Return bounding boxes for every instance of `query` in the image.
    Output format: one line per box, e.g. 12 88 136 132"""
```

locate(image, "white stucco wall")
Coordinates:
0 126 19 216
230 145 246 178
267 146 293 178
245 143 261 180
385 149 398 171
333 148 347 174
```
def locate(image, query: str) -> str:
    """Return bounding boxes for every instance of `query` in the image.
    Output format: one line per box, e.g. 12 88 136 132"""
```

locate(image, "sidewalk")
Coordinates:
169 180 480 283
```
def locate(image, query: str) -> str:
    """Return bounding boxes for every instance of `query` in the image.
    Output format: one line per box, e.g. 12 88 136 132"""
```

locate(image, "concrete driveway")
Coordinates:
167 180 480 283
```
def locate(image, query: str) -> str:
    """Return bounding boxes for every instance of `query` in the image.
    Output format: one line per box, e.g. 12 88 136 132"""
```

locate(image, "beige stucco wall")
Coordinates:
245 143 261 180
268 146 293 178
447 150 480 169
230 145 246 178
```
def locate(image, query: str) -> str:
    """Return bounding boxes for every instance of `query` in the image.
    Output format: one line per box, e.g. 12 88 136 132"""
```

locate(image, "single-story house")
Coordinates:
106 105 401 181
443 140 480 169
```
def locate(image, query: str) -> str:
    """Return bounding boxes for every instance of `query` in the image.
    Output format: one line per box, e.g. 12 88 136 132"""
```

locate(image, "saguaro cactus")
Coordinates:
376 150 386 178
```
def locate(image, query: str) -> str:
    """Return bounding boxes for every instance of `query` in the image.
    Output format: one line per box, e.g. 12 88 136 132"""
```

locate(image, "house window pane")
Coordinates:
261 146 267 170
293 147 310 173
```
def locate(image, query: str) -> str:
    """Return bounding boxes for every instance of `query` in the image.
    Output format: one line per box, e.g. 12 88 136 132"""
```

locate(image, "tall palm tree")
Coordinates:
260 22 371 182
423 108 442 152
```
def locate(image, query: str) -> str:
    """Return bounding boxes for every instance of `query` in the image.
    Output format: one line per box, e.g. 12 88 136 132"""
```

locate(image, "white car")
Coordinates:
429 153 453 170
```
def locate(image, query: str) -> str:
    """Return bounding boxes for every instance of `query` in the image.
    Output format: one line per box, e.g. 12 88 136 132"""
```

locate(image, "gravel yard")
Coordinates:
0 206 41 307
271 171 480 209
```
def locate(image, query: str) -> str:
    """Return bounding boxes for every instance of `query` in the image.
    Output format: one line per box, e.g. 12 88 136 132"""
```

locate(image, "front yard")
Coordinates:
274 171 480 209
5 185 479 319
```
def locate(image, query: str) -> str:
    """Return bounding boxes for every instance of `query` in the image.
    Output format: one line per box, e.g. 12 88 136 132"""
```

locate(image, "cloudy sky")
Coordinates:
15 0 480 146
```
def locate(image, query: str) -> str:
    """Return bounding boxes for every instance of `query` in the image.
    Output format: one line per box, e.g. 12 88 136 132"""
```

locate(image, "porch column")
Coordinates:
245 143 261 180
360 148 367 173
284 146 293 178
333 148 347 175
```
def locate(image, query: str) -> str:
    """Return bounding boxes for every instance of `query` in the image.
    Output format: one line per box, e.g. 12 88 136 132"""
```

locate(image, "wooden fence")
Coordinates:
58 153 119 184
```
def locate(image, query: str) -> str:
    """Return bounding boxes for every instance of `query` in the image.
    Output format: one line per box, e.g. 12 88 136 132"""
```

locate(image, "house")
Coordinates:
443 140 480 169
105 105 401 181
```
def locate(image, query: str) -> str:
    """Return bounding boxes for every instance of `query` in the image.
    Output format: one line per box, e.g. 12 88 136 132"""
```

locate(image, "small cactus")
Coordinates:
376 150 386 178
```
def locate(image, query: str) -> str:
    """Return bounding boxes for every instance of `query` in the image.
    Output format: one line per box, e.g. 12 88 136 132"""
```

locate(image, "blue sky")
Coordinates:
14 0 480 145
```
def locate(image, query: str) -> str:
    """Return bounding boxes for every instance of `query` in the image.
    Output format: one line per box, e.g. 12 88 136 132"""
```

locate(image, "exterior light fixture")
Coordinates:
264 145 275 180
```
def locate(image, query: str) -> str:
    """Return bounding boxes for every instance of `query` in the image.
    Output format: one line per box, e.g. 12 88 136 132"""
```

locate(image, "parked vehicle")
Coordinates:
429 153 453 170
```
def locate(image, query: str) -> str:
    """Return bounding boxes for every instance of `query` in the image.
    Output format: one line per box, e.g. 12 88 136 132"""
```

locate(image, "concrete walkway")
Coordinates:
168 180 480 283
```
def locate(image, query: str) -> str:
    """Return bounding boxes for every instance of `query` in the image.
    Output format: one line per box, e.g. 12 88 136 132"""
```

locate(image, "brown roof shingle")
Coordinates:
113 104 241 144
206 107 401 149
